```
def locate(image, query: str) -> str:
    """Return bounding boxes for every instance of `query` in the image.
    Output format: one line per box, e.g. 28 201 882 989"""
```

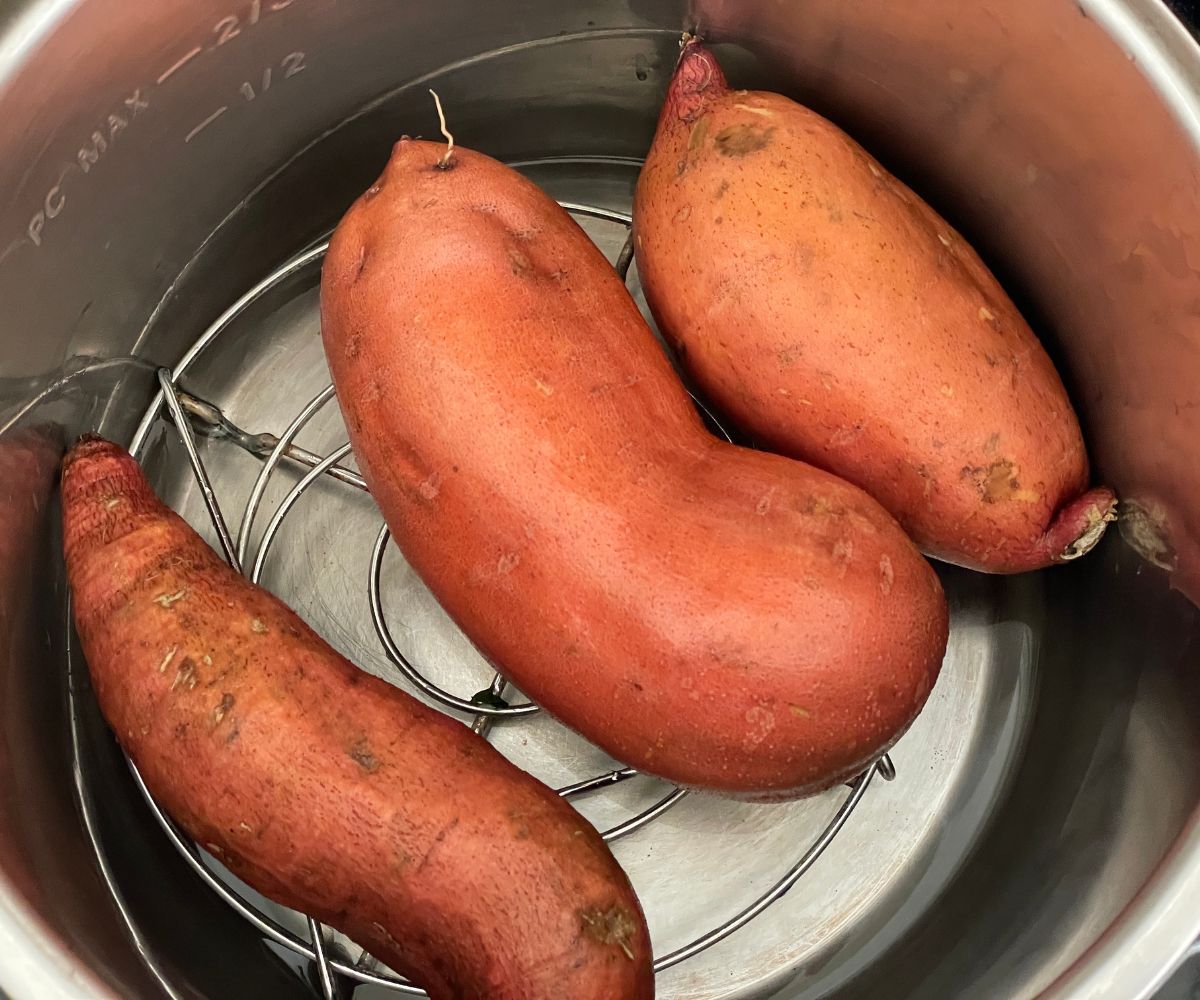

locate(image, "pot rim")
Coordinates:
0 1 1196 998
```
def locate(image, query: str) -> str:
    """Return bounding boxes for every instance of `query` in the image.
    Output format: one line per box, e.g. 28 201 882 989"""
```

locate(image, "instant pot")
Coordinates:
1 1 1199 997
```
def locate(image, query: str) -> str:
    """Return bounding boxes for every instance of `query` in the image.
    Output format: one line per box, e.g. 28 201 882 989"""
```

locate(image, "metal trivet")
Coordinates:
122 203 895 999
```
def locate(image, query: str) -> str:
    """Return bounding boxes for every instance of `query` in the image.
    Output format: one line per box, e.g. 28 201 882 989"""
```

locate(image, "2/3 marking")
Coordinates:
212 15 241 47
209 0 299 50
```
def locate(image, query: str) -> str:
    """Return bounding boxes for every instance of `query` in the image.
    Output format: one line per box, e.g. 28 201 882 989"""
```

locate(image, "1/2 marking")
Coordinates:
237 52 304 101
282 51 305 78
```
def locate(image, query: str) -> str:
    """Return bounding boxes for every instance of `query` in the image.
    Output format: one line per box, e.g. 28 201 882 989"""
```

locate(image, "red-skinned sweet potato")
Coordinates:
633 39 1116 574
62 437 653 1000
320 139 948 799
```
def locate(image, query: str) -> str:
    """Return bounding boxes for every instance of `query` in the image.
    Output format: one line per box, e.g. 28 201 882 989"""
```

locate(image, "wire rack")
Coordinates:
123 202 895 999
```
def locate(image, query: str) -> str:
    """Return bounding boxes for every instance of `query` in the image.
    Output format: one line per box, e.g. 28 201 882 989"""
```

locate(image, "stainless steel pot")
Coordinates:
1 1 1198 998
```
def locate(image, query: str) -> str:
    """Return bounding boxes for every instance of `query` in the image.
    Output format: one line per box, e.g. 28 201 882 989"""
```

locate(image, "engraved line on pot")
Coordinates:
185 106 229 144
156 45 202 85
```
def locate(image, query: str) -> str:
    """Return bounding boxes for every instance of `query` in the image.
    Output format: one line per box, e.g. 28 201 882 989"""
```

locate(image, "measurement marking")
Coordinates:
185 106 228 143
282 51 305 77
0 237 28 266
212 14 241 48
157 46 202 85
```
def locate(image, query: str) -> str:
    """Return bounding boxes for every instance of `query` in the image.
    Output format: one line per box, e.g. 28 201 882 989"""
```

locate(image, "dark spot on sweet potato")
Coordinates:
171 657 198 692
349 744 379 773
416 817 461 872
714 124 775 157
579 906 638 960
211 693 235 728
962 459 1039 503
714 179 730 200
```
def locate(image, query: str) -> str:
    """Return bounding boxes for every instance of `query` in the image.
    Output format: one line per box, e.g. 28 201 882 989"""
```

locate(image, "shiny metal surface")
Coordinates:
0 1 1195 998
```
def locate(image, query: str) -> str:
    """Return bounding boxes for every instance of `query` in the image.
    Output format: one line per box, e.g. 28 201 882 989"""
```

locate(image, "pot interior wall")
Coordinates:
0 2 1198 998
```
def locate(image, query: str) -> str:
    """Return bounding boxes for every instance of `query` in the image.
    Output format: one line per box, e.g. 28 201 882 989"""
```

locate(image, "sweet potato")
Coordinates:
320 139 948 799
61 437 653 1000
633 39 1116 574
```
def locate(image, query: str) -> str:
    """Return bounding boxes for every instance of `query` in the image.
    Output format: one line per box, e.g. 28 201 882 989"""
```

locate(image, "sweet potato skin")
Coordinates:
633 40 1116 573
62 438 653 1000
321 140 948 799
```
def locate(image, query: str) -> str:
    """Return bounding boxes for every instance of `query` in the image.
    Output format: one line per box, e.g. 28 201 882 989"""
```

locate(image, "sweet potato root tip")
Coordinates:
1055 488 1119 561
665 39 728 123
428 89 456 170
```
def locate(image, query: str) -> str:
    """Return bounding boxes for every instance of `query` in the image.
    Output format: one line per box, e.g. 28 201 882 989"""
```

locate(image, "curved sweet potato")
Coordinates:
62 437 653 1000
320 139 947 799
633 39 1116 573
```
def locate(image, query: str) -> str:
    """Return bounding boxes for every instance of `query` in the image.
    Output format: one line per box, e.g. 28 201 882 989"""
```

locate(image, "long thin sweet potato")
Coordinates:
320 139 948 799
62 437 653 1000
